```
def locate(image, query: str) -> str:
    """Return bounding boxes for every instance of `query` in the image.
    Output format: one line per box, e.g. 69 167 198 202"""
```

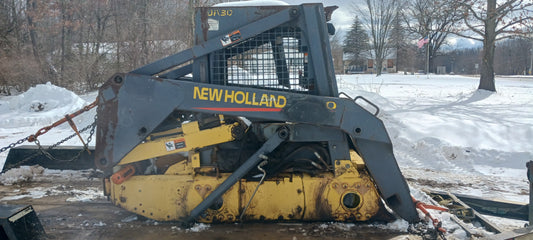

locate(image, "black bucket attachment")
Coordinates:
1 146 95 173
0 205 46 240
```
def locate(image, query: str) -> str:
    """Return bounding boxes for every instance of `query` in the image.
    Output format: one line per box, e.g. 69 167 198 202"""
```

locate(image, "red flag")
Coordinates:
417 37 429 48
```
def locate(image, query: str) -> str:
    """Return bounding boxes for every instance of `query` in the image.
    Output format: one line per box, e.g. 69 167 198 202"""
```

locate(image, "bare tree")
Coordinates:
403 0 462 73
455 0 533 92
390 13 419 73
25 0 44 74
0 0 15 50
0 0 227 94
355 0 400 76
0 0 42 94
494 38 531 75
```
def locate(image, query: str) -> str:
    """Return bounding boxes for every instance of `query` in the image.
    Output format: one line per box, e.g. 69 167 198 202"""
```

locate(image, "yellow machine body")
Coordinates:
118 120 238 165
103 120 383 222
105 150 382 222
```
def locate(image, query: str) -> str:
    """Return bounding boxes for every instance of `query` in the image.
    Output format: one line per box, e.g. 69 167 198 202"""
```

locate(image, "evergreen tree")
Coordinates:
343 17 369 71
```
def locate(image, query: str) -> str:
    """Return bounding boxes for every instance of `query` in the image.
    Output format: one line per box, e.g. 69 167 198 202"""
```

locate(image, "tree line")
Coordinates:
340 0 533 92
431 38 532 76
1 0 531 94
0 0 222 95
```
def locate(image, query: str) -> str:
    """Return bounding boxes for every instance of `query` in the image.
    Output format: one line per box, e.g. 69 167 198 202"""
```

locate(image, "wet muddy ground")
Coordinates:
0 174 422 240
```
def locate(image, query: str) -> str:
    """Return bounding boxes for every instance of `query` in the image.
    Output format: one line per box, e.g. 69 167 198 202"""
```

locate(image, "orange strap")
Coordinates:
28 99 98 142
413 197 447 233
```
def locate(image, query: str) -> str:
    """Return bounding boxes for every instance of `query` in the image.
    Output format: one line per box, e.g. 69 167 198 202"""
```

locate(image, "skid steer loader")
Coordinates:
95 3 419 224
3 3 419 225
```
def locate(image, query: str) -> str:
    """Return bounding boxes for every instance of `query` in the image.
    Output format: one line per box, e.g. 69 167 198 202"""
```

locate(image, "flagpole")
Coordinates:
426 36 430 78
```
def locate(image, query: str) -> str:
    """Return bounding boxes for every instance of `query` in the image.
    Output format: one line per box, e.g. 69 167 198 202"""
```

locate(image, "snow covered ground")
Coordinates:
337 74 533 238
336 74 532 201
0 74 532 239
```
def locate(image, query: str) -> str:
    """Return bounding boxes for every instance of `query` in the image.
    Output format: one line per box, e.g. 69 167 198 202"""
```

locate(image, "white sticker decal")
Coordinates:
220 30 241 46
208 19 219 31
165 141 176 151
165 139 187 152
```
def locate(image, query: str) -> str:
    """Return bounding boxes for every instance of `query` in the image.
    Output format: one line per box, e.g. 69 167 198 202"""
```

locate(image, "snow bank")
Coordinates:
338 75 533 183
0 82 89 128
339 74 533 152
338 74 532 236
0 165 44 185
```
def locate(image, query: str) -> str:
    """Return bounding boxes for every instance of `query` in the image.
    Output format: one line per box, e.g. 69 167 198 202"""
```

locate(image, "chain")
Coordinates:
36 115 97 162
49 117 97 150
0 98 98 169
86 115 97 145
2 114 98 169
0 136 29 153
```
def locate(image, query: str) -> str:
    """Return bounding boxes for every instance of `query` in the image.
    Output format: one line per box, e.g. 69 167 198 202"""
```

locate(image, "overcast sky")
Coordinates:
284 0 482 49
242 0 481 49
283 0 355 35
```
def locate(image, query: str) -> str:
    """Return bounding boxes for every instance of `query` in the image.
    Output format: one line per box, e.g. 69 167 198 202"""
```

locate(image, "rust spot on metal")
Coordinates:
313 180 334 220
174 186 188 216
95 74 123 172
195 184 212 199
356 173 373 195
287 204 304 220
257 6 287 12
200 8 209 43
152 76 165 82
324 6 338 22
